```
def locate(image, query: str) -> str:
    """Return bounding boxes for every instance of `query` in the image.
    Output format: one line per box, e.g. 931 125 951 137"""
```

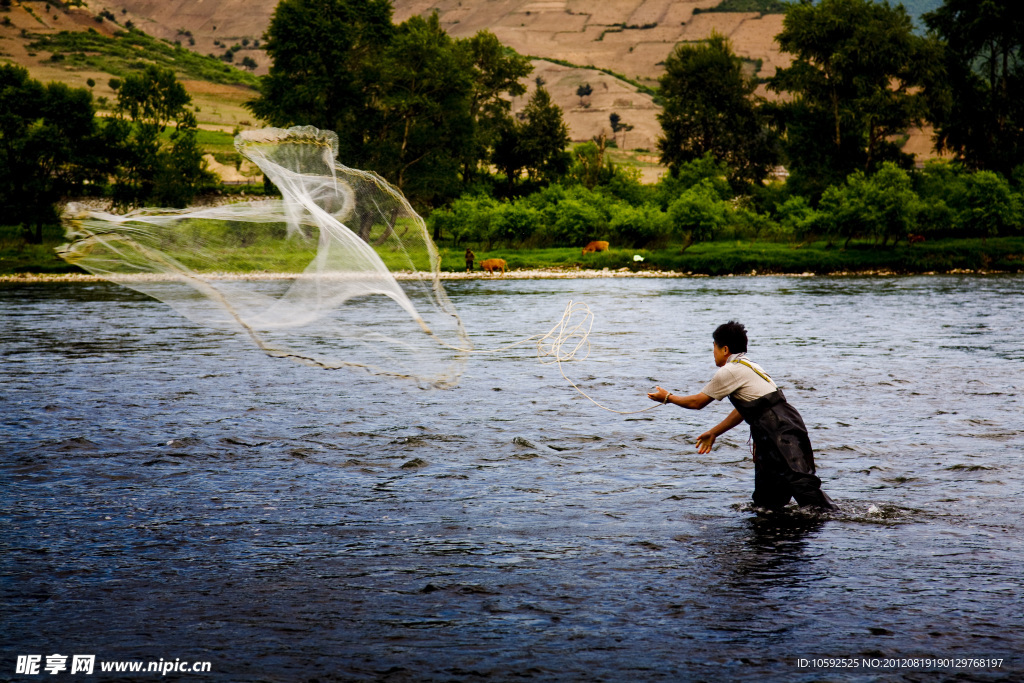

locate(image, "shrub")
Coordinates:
490 202 541 245
958 170 1022 239
667 179 729 249
654 153 732 209
428 195 499 245
608 202 671 247
551 197 607 246
775 195 819 240
818 163 920 246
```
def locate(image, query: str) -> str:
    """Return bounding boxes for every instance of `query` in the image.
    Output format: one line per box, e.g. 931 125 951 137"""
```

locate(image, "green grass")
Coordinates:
439 238 1024 275
4 223 1023 277
158 127 241 165
0 224 81 274
28 28 260 87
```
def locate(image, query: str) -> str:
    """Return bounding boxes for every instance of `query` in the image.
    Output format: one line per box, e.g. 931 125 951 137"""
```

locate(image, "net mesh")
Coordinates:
58 126 471 387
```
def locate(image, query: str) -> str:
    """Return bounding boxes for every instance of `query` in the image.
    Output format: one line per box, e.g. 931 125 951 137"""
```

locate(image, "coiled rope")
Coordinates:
465 300 664 415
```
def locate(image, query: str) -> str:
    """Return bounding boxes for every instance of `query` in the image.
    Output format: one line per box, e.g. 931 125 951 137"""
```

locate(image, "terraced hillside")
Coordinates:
1 0 944 163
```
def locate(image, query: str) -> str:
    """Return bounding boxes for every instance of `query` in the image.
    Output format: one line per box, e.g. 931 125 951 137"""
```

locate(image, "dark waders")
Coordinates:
729 389 837 510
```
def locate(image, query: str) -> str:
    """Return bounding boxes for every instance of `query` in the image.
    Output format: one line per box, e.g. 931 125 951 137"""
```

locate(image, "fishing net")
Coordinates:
58 126 471 387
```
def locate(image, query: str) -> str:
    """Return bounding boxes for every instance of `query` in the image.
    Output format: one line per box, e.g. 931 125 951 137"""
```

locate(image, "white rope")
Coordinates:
458 300 663 415
536 301 664 415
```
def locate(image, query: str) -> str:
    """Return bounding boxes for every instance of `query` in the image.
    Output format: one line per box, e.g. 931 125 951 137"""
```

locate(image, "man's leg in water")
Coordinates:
753 448 837 510
752 460 794 509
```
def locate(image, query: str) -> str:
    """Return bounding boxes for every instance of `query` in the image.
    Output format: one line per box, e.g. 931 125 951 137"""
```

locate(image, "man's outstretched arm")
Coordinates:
647 386 714 410
695 409 744 454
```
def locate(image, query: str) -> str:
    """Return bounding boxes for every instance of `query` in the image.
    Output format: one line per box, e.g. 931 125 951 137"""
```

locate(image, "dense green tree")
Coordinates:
957 171 1021 240
653 153 732 210
249 3 532 212
924 0 1024 176
0 65 104 242
608 202 671 248
769 0 939 197
658 32 777 190
458 30 531 185
247 0 394 165
108 65 212 208
774 195 821 241
489 201 541 245
516 86 572 183
365 13 476 208
491 117 530 194
492 86 571 191
567 138 613 190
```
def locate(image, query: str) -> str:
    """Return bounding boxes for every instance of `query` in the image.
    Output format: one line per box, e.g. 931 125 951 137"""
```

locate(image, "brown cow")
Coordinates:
582 240 609 255
908 233 926 245
480 258 506 276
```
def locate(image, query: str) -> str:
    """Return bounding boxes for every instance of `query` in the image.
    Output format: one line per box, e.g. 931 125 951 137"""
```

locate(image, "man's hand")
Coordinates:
647 386 670 403
696 430 716 454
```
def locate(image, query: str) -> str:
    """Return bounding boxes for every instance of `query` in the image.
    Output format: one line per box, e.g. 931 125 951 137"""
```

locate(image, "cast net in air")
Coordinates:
58 126 471 387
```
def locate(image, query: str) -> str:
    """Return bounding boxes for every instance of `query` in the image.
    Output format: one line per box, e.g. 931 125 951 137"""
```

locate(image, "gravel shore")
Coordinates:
0 267 817 283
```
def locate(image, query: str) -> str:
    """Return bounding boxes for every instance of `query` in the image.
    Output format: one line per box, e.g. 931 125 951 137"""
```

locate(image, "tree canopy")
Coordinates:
108 65 212 208
247 0 540 210
924 0 1024 176
247 0 394 165
769 0 939 197
0 64 103 242
657 32 776 190
491 86 571 192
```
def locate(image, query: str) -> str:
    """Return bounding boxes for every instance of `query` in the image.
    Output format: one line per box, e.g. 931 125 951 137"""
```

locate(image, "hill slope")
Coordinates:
2 0 945 162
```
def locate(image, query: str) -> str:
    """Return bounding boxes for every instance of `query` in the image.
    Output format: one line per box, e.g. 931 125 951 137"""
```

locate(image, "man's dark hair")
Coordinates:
713 321 748 353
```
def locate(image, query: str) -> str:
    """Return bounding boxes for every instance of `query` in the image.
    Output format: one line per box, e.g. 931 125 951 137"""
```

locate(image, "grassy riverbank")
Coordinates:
3 224 1023 277
443 238 1024 275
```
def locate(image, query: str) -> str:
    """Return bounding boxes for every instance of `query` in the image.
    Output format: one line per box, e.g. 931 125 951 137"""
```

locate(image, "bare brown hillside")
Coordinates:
393 0 788 84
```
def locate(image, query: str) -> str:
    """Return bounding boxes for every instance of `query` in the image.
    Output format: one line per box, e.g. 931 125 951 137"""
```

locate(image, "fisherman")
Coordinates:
464 248 475 273
647 321 837 510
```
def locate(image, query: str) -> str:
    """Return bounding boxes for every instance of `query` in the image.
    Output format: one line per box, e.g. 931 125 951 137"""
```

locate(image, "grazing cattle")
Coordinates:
582 240 609 255
908 233 925 245
480 258 506 276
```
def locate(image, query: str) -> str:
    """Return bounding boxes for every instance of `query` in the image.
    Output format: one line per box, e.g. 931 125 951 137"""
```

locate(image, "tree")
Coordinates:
769 0 939 197
458 30 532 185
249 4 530 213
519 87 571 182
109 65 212 208
653 153 732 210
924 0 1024 176
365 13 476 209
246 0 395 165
576 82 592 107
609 112 633 148
0 65 104 242
492 86 571 190
957 171 1021 240
658 32 777 191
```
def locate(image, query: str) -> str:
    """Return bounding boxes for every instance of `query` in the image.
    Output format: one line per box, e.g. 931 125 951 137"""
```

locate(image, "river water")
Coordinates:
2 275 1022 682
